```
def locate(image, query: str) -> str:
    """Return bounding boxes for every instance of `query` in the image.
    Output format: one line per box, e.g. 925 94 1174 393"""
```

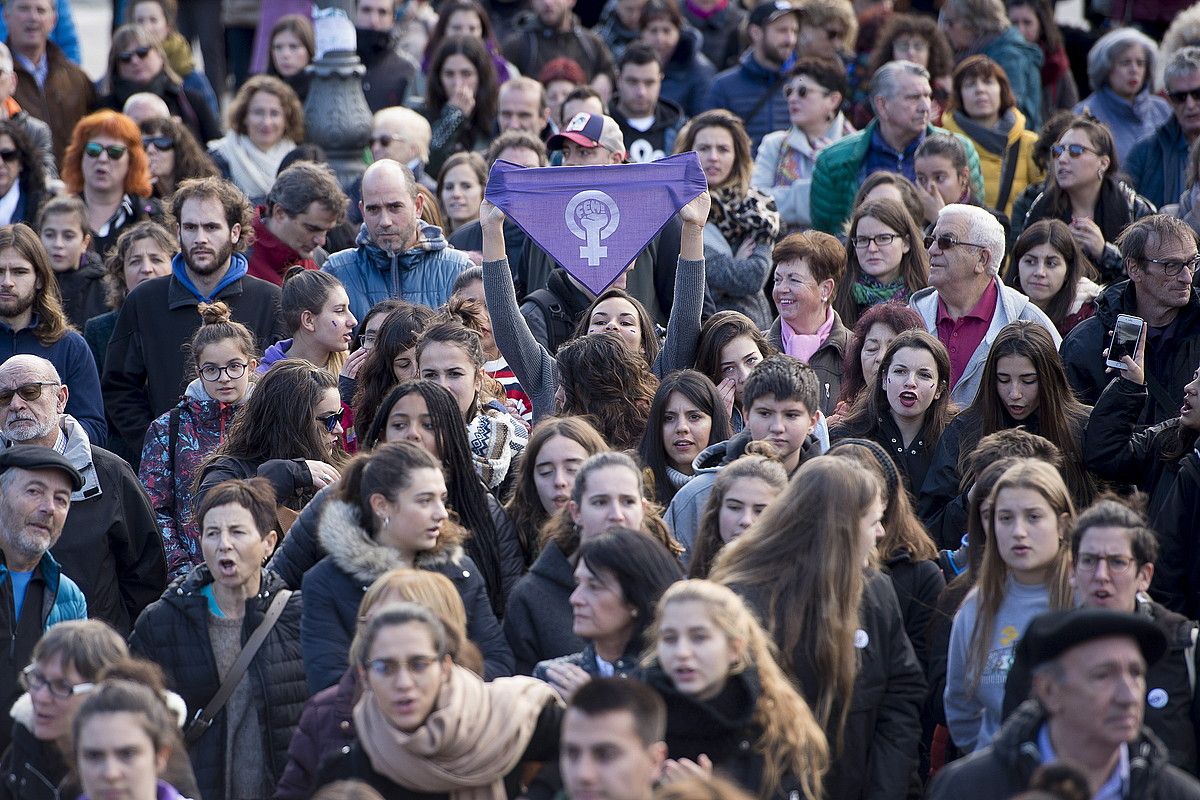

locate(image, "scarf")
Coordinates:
353 665 562 800
780 305 834 363
212 133 295 201
951 108 1015 157
708 185 781 247
851 274 908 307
685 0 728 19
1041 45 1070 93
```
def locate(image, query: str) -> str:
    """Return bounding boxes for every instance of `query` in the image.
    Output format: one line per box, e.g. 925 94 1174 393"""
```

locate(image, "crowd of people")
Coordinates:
0 0 1197 798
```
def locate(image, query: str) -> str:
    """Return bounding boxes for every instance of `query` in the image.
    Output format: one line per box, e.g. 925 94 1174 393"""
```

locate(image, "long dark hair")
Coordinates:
557 333 659 451
352 303 437 440
638 370 731 505
423 0 503 67
1043 116 1118 218
427 36 498 145
363 380 506 613
1004 219 1097 329
576 530 682 654
0 120 44 197
693 311 776 413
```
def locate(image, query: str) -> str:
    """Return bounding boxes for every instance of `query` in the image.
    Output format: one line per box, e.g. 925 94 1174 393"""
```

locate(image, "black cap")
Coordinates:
749 0 801 28
1018 608 1168 671
0 446 83 491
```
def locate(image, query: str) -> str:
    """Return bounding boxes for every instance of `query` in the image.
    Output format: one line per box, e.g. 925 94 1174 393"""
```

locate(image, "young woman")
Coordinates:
831 301 925 418
351 303 437 441
37 196 105 330
339 298 407 405
450 275 532 422
639 370 732 505
941 56 1042 218
1073 27 1170 162
637 0 716 116
259 268 358 376
832 198 929 328
128 0 220 118
266 15 316 102
534 530 682 693
504 416 610 565
647 580 829 800
751 57 855 234
687 447 787 579
1004 219 1100 336
138 115 219 200
1019 115 1154 281
437 152 486 235
913 133 986 229
422 36 498 176
301 442 514 691
421 0 516 83
208 76 304 204
130 477 305 800
1006 0 1079 122
693 311 774 432
311 602 560 796
712 457 925 800
505 451 679 674
556 331 661 450
944 458 1074 752
919 321 1095 528
675 110 781 327
140 302 259 578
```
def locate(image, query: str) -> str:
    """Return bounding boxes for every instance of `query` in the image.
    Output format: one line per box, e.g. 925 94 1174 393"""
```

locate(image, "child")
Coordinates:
38 196 106 329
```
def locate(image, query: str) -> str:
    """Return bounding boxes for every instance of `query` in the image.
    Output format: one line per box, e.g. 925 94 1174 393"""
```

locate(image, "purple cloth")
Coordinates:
251 1 313 75
485 153 707 294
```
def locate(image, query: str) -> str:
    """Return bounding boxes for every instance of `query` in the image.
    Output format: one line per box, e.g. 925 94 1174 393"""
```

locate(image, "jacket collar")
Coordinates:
168 252 249 307
1 416 101 501
317 499 462 585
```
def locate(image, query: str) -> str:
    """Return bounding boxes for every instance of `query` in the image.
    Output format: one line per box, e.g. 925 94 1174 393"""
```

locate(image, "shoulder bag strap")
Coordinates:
744 75 783 129
994 142 1022 215
184 588 292 746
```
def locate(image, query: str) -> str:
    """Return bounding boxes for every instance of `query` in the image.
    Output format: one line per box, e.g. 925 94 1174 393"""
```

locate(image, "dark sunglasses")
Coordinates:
141 135 175 151
1170 87 1200 104
784 83 831 99
316 410 343 433
117 45 153 64
924 234 987 251
369 134 405 148
1051 143 1099 159
0 382 59 405
0 149 19 163
84 142 128 160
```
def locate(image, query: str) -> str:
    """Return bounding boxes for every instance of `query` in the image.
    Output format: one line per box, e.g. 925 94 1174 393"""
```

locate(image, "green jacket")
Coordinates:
810 120 986 235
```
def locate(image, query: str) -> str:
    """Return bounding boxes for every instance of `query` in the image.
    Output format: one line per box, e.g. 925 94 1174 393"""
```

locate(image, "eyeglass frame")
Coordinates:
1074 552 1139 575
1140 254 1200 277
316 410 344 433
1051 143 1101 159
116 45 153 64
850 233 902 250
923 233 987 252
0 382 60 406
198 361 250 382
20 664 95 700
358 333 377 350
83 142 128 160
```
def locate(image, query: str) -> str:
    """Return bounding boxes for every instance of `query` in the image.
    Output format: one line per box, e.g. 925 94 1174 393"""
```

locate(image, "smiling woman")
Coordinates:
208 75 304 204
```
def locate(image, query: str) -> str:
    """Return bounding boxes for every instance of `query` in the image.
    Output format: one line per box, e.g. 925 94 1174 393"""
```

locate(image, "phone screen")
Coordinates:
1110 319 1142 363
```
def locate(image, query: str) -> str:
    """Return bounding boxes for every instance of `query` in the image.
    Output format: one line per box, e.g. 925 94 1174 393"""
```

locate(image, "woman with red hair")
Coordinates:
62 111 165 257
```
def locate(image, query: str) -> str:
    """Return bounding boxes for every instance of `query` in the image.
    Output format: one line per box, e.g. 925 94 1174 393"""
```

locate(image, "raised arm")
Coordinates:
657 193 709 377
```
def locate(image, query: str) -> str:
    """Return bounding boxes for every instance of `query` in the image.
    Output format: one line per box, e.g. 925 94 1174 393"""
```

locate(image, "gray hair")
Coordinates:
1165 46 1200 91
1088 27 1160 95
1116 214 1199 266
372 106 432 163
944 0 1008 37
267 160 348 221
0 43 12 74
939 203 1005 275
870 60 930 103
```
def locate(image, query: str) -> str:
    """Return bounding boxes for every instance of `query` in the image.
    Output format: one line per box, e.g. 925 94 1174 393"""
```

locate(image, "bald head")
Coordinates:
358 159 425 252
123 93 172 124
0 355 59 384
0 356 66 446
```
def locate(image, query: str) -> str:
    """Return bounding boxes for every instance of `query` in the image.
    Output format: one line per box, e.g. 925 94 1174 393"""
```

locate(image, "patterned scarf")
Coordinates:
709 184 782 247
851 273 909 307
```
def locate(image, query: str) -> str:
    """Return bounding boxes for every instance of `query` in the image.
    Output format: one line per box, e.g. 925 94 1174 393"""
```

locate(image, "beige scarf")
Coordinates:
353 665 561 800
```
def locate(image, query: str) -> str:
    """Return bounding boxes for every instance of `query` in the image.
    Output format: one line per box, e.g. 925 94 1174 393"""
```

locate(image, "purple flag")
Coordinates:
484 152 708 295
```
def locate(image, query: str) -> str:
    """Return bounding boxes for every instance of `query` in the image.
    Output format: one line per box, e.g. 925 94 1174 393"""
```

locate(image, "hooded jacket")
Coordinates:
503 541 582 676
910 277 1061 408
129 568 305 800
1076 85 1173 163
928 700 1200 800
660 26 716 117
1127 116 1191 210
611 97 686 164
1062 280 1200 425
301 499 513 692
139 380 244 578
703 52 791 152
53 250 107 331
321 223 471 320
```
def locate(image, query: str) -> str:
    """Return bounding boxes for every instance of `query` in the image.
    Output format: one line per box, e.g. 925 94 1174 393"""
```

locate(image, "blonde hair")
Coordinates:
649 580 829 800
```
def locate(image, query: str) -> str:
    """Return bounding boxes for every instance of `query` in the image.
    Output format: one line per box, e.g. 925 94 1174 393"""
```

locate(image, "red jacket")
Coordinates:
247 209 317 286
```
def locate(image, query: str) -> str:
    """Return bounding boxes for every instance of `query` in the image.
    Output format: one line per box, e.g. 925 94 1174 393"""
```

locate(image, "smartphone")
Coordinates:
1106 314 1145 370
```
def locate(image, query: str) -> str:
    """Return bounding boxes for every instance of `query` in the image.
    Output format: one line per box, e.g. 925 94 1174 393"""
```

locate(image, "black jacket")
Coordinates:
884 551 945 671
356 28 418 112
128 567 306 800
519 268 593 355
102 266 284 456
101 72 221 145
195 455 315 515
1151 452 1200 618
929 700 1200 800
53 251 107 331
830 412 940 500
734 571 925 800
504 541 582 676
1062 280 1200 425
300 499 514 692
611 98 686 164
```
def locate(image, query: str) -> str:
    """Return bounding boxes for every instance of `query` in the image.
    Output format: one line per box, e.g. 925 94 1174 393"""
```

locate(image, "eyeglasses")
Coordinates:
1141 254 1200 277
358 333 377 350
141 135 175 151
784 82 831 100
850 233 901 249
20 665 95 700
1169 87 1200 104
198 361 249 382
369 134 406 149
365 656 438 679
1051 143 1100 159
117 45 153 63
0 382 59 405
1075 553 1136 574
924 234 986 251
316 410 343 433
83 142 128 160
0 149 19 163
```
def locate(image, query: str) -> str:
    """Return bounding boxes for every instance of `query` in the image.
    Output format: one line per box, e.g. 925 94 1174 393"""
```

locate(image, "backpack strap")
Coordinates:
525 289 574 352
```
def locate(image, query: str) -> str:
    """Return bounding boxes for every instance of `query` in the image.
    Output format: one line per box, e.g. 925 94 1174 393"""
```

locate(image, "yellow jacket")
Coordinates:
942 108 1042 219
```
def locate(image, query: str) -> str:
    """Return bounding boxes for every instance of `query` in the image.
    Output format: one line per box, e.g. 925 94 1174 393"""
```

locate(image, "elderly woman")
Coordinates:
100 24 221 146
61 110 166 258
209 75 303 205
1074 27 1171 162
130 477 306 800
938 0 1044 130
767 231 849 417
752 57 855 234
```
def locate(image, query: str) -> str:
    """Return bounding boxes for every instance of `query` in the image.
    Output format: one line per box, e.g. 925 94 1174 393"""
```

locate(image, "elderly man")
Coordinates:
121 91 171 124
0 444 86 752
810 61 984 235
323 159 471 318
0 42 52 180
930 608 1200 799
0 354 164 634
910 204 1059 407
497 77 552 138
1062 214 1200 425
247 162 347 285
1128 47 1200 209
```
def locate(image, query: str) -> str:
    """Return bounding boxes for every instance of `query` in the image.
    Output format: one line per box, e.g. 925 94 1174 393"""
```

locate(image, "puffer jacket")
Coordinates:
300 500 513 692
139 380 243 578
660 26 715 117
1076 85 1173 163
128 568 306 800
929 700 1200 800
273 668 358 800
1127 116 1191 209
503 541 581 676
941 108 1041 218
321 223 471 320
766 310 851 417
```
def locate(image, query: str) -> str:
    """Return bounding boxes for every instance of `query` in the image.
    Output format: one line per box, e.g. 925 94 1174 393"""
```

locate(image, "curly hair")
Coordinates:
169 176 256 253
867 14 955 81
62 110 154 197
227 75 305 143
556 332 659 451
101 219 175 308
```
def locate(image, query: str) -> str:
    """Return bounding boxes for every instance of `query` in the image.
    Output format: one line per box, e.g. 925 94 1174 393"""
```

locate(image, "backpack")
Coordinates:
523 288 576 354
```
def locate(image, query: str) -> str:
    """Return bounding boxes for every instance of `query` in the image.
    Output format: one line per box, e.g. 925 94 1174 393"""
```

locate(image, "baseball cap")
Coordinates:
749 0 801 27
1018 608 1168 672
0 446 83 492
547 112 626 156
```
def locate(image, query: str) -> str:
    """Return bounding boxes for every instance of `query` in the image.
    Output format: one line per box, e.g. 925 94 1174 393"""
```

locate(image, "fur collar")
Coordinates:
10 689 189 730
318 499 462 585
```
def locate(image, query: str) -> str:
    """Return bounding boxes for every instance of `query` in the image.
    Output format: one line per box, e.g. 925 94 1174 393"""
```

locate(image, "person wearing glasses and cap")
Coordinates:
930 607 1200 800
910 203 1059 408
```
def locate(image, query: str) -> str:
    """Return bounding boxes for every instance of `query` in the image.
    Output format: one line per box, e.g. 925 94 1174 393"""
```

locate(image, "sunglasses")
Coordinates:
141 135 175 151
117 45 153 64
84 142 128 160
369 134 405 148
1051 143 1100 159
316 410 343 433
784 83 831 99
924 234 987 251
1169 87 1200 104
0 382 59 405
0 149 19 163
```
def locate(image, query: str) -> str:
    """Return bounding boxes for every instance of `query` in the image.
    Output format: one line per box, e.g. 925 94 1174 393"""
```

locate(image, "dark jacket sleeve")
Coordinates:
918 417 968 551
487 495 526 601
268 486 333 590
300 565 354 694
62 335 107 446
1060 318 1106 406
1150 455 1200 616
1082 376 1160 482
196 457 310 514
105 456 168 624
455 556 516 679
504 581 542 676
892 558 946 670
101 301 153 447
185 86 222 143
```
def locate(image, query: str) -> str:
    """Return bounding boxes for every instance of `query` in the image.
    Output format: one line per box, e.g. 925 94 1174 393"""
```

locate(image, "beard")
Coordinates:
5 416 58 443
182 238 235 276
0 287 35 321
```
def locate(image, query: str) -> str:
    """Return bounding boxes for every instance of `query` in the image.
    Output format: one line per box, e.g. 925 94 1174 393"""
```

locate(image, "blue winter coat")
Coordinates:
1075 85 1172 164
321 222 471 319
0 554 87 628
1126 116 1190 209
661 27 716 117
703 52 791 153
979 26 1044 131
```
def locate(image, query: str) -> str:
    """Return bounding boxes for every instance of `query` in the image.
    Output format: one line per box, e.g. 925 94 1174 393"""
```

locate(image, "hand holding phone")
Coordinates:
1105 314 1146 380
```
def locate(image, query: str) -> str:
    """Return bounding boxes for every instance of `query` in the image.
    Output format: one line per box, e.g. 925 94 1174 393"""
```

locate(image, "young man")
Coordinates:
560 678 667 800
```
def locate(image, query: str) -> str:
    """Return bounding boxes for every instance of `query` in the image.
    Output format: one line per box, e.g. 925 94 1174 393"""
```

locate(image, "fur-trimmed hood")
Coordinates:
317 499 464 585
10 687 190 730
